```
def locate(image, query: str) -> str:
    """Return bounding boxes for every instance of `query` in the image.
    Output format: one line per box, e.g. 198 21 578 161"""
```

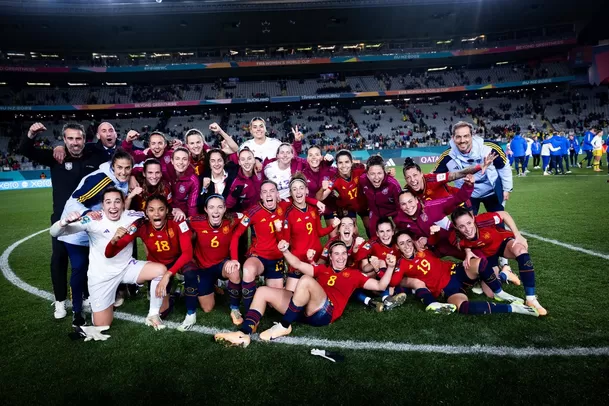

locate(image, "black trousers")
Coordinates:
569 150 577 166
533 154 540 167
50 234 70 302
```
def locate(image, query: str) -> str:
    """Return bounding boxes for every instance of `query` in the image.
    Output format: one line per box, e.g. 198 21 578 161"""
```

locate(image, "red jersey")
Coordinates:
398 250 454 297
353 238 397 263
312 264 369 322
328 165 367 213
454 212 514 258
105 218 193 275
408 173 460 202
320 237 362 268
132 183 173 211
189 216 237 269
190 155 205 178
230 202 285 260
280 203 334 263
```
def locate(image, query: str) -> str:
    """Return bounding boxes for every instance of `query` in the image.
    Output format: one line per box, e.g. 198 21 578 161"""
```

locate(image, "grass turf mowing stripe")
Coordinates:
3 229 609 358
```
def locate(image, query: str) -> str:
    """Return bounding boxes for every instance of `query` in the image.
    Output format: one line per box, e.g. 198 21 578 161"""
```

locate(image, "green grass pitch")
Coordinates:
1 164 609 405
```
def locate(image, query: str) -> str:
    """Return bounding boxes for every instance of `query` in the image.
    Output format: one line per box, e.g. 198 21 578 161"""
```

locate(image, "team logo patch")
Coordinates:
103 229 110 233
222 225 230 234
342 271 351 278
416 251 425 258
420 212 428 222
277 208 283 216
363 243 371 250
164 156 171 163
354 178 359 184
437 173 447 182
297 218 302 222
482 231 491 240
179 185 186 194
382 188 388 195
311 212 316 218
80 216 91 224
128 224 138 235
64 162 73 171
168 228 175 238
241 216 250 226
149 232 154 237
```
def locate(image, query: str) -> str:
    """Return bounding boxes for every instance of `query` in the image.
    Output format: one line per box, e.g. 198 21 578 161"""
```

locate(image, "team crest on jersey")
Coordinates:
420 212 428 222
311 212 316 219
64 162 73 171
222 225 230 234
482 231 491 240
241 216 250 226
80 216 91 224
168 228 175 238
164 156 171 164
277 208 284 216
354 178 359 184
179 185 186 194
416 251 425 258
342 271 351 278
128 224 138 235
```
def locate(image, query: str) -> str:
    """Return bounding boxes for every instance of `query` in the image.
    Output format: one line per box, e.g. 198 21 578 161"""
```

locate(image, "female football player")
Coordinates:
450 207 547 315
105 194 194 329
279 174 340 291
181 195 242 330
166 147 200 219
51 187 167 330
213 240 398 347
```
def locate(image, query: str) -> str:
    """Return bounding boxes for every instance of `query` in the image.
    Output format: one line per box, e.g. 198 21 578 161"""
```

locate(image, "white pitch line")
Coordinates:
521 231 609 261
2 229 609 358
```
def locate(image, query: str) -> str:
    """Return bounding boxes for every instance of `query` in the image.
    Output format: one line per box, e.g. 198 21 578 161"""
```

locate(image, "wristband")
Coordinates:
474 164 482 172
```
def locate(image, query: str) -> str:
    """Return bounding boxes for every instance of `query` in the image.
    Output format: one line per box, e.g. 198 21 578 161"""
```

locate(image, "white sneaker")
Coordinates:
82 298 91 312
510 303 539 317
524 169 530 173
471 282 483 295
259 322 292 341
53 301 67 319
425 302 457 314
494 290 524 304
543 171 550 176
145 314 166 331
498 257 509 267
566 170 572 174
177 313 197 332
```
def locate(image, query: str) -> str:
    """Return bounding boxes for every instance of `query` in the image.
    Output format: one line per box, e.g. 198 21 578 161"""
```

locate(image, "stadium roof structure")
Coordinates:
0 0 603 51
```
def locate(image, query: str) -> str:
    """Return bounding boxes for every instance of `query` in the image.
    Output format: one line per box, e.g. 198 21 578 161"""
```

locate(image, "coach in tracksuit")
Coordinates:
510 133 527 176
434 121 512 214
19 122 107 320
580 130 594 168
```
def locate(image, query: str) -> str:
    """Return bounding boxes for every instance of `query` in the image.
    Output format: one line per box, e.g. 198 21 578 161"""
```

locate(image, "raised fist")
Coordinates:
126 130 140 142
209 123 222 133
385 253 396 268
28 122 47 139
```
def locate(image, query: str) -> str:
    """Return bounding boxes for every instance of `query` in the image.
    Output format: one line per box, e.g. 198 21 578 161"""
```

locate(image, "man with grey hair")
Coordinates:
434 121 513 214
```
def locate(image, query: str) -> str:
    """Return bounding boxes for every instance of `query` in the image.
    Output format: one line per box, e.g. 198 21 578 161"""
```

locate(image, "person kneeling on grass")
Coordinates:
50 187 168 335
214 240 397 347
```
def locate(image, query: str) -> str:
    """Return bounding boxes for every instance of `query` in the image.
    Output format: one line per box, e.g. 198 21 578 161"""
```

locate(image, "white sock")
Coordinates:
148 276 163 317
363 297 370 305
525 295 537 302
381 295 389 301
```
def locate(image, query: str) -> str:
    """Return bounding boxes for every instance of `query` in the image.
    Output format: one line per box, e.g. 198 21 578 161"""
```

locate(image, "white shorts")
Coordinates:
88 259 147 313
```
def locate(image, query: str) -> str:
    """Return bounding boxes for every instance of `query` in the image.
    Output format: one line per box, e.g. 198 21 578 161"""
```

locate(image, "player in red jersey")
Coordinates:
104 194 194 330
450 207 547 315
390 231 538 317
402 153 495 201
229 180 286 312
185 125 239 177
349 217 406 311
214 240 398 347
279 174 340 291
320 150 370 232
178 195 243 331
353 217 397 276
319 216 366 268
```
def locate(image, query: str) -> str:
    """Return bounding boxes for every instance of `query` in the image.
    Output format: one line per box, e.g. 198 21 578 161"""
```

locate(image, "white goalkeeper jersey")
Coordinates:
50 210 143 283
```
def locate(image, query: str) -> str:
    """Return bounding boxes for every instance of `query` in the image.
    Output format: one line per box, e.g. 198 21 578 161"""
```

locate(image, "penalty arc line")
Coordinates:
2 229 609 358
